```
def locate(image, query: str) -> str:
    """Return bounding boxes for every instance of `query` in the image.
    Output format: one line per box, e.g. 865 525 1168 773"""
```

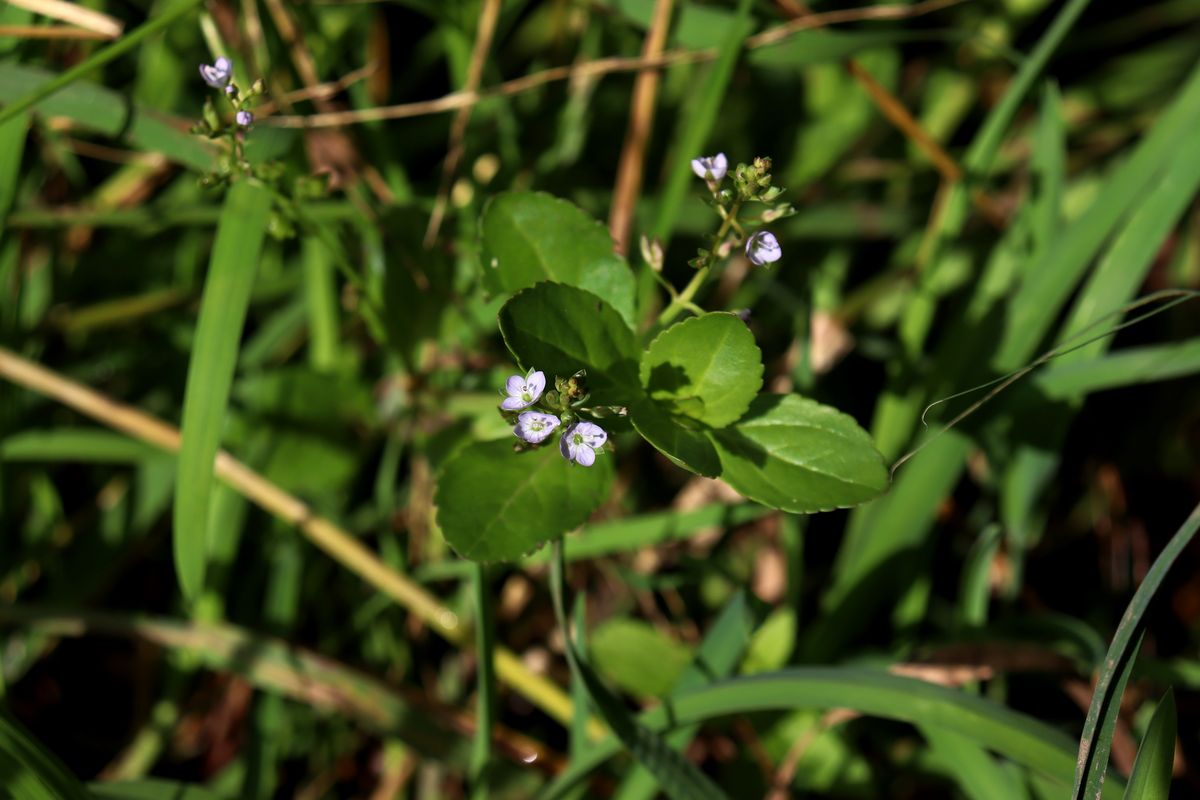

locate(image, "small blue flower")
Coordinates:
691 153 727 182
514 411 560 444
745 230 781 266
559 422 606 467
200 56 233 89
236 110 254 128
501 369 546 411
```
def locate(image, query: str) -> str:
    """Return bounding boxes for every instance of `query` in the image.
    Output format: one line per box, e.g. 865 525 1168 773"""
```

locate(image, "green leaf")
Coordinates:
711 395 889 513
0 710 91 800
481 192 636 328
436 439 614 562
1124 690 1177 800
591 618 694 698
498 282 640 407
173 181 273 602
629 398 722 477
640 313 763 427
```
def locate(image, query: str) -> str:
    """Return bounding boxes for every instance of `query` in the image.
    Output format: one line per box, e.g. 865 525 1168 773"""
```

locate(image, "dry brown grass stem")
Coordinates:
424 0 502 246
607 0 675 256
0 346 580 730
7 0 123 38
265 0 964 130
748 0 965 48
0 24 112 40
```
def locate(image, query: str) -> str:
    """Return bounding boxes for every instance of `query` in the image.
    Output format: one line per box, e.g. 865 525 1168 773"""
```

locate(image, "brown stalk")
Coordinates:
608 0 675 256
0 24 112 40
263 0 964 131
0 347 581 730
424 0 503 246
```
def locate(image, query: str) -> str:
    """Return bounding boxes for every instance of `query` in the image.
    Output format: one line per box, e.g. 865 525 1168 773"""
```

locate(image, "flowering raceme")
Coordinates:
498 368 606 466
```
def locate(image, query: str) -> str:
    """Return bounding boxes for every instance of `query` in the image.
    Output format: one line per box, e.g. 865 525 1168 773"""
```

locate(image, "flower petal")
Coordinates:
573 445 596 467
525 370 546 400
505 375 526 396
574 421 607 448
501 396 528 411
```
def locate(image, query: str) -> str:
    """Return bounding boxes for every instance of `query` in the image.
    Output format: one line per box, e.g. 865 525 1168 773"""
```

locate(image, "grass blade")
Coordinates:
0 709 91 800
0 0 205 126
1124 690 1177 800
1073 502 1200 798
173 180 272 601
614 592 756 800
540 666 1099 800
548 542 730 800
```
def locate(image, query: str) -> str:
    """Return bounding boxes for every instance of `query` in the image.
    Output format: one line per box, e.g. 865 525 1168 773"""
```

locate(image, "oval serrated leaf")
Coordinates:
711 394 888 512
481 191 637 328
640 313 763 428
436 439 613 562
498 282 641 407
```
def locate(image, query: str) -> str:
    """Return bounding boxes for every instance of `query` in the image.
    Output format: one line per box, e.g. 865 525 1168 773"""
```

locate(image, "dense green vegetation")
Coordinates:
2 0 1199 797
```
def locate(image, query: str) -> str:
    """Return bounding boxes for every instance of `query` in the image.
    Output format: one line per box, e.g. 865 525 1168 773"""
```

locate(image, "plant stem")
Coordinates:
656 198 742 327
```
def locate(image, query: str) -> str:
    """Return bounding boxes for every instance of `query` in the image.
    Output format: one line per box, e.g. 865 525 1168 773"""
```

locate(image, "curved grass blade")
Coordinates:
614 592 756 800
1072 503 1200 799
173 180 273 601
1077 631 1142 800
1124 690 1177 800
90 779 222 800
548 542 730 800
0 0 206 126
539 667 1101 800
0 709 91 800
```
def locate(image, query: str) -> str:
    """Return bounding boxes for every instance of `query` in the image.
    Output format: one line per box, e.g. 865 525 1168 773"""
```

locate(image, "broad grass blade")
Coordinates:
173 180 272 601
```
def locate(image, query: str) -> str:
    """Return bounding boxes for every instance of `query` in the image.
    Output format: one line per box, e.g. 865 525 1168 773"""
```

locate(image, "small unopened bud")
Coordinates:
639 235 664 273
236 110 254 128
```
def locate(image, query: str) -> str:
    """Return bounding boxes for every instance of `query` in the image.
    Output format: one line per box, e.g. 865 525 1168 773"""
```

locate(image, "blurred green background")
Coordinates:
1 0 1200 797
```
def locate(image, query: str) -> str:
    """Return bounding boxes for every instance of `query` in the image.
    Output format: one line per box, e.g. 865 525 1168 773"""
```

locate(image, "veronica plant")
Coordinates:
436 157 888 562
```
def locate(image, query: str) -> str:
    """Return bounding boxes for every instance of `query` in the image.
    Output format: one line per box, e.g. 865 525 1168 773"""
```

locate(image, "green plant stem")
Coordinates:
657 199 742 327
0 0 206 126
470 563 496 800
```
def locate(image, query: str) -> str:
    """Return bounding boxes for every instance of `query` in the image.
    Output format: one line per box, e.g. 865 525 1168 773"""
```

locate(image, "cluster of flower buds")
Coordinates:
194 56 264 136
499 368 608 467
688 152 791 270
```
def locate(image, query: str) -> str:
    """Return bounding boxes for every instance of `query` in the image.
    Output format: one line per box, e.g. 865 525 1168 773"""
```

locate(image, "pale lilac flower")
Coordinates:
514 411 560 444
236 110 254 128
745 230 781 266
690 153 727 182
559 422 607 467
500 370 546 411
199 57 233 89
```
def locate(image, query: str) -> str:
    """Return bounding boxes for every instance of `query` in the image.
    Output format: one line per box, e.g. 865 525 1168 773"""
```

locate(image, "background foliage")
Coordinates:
2 0 1200 797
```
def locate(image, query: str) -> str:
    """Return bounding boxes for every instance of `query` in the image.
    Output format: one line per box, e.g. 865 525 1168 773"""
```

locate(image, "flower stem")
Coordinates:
656 198 742 327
